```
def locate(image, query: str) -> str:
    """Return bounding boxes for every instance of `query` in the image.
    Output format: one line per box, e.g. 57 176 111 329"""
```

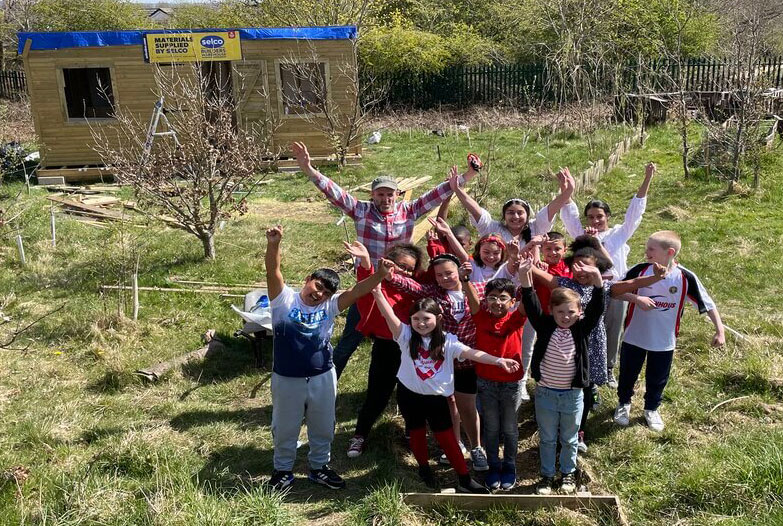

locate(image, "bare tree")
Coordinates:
278 39 386 168
94 62 280 259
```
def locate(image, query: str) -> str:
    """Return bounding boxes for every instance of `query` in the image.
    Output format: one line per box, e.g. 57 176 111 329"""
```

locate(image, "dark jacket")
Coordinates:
520 285 605 389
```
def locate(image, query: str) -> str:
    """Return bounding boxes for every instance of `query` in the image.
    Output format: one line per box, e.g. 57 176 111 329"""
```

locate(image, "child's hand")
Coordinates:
265 224 283 244
584 226 599 237
428 217 452 238
343 240 369 260
535 259 549 271
371 283 384 296
529 234 548 246
459 261 472 282
497 358 520 373
506 239 520 260
378 258 396 279
291 142 311 169
634 296 657 311
652 262 667 279
557 167 575 197
645 162 657 179
426 229 438 242
447 165 461 191
712 331 725 347
575 262 603 286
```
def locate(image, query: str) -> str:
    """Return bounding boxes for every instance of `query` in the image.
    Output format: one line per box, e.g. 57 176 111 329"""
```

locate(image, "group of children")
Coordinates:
263 154 726 495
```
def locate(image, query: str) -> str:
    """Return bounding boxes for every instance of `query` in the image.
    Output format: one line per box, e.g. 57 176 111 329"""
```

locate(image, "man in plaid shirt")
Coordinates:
291 142 479 265
291 141 480 380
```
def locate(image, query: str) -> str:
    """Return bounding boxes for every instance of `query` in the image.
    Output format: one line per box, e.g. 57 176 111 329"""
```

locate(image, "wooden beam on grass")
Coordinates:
135 334 224 381
402 493 628 526
411 207 440 244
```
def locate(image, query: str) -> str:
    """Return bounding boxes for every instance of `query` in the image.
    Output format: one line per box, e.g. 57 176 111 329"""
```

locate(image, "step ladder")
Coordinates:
140 97 181 164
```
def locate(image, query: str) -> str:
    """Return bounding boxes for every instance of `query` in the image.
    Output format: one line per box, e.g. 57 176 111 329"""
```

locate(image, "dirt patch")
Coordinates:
657 205 690 221
248 199 336 224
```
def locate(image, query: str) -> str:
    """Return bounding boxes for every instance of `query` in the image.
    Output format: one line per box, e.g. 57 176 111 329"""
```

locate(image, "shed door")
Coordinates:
201 61 235 127
232 60 270 131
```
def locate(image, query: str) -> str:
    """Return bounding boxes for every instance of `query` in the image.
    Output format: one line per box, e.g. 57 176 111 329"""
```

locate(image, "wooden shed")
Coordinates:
17 26 361 183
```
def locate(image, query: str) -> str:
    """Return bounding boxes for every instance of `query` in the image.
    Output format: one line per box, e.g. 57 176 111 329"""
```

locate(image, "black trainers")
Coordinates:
269 470 294 491
560 472 576 493
456 475 491 494
417 465 439 490
535 476 555 495
308 465 346 489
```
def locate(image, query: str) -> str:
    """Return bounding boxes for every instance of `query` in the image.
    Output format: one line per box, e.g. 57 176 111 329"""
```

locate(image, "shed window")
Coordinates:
279 62 326 114
63 67 115 119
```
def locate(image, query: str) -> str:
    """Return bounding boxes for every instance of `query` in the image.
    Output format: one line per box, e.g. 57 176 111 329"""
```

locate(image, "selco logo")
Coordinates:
200 36 225 48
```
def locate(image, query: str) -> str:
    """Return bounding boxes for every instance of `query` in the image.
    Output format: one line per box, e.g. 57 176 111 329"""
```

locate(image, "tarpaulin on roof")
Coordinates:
17 26 357 54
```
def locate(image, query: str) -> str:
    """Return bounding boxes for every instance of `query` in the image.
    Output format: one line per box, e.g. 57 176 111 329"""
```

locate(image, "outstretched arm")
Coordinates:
609 263 666 297
461 347 521 373
637 162 656 198
265 225 285 301
291 141 359 218
370 284 403 339
462 262 481 315
338 259 394 312
448 168 485 223
410 161 479 218
545 167 576 222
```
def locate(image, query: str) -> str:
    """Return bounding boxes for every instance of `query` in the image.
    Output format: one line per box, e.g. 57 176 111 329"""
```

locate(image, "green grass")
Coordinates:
0 124 781 525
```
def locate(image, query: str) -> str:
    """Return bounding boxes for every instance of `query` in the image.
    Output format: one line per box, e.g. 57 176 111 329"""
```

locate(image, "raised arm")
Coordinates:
461 262 481 315
531 263 559 290
344 240 372 270
545 167 576 222
429 217 470 262
338 259 394 312
264 225 285 301
518 258 546 330
370 284 403 339
292 141 360 218
577 264 607 332
410 161 479 218
637 162 656 198
448 168 485 223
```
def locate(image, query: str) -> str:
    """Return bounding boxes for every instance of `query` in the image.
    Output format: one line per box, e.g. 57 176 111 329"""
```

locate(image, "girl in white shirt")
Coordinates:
371 284 518 493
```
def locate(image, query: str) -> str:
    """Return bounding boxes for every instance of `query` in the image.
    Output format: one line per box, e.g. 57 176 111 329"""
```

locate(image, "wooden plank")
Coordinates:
47 195 125 220
411 207 440 244
402 493 626 525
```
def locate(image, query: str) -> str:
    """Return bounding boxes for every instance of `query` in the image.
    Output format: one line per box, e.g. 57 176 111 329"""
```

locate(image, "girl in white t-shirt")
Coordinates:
371 284 518 493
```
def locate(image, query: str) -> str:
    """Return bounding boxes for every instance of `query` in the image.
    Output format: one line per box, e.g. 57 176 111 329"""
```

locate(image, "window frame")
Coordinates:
273 59 330 119
56 64 119 124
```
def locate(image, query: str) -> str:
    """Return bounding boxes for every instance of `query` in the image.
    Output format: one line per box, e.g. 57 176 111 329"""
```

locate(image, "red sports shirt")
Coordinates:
472 308 526 382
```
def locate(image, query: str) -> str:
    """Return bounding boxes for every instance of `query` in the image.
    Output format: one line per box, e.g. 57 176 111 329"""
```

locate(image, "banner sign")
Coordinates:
144 31 242 62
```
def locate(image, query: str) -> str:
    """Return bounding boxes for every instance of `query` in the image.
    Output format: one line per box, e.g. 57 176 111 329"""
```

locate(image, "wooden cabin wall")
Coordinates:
25 38 360 168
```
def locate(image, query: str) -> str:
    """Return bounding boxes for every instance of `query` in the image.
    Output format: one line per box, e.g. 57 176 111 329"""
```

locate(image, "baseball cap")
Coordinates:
371 176 398 191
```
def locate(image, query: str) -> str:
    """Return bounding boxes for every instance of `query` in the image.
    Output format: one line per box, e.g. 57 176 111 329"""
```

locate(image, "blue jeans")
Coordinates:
332 303 365 379
478 378 522 468
534 385 583 477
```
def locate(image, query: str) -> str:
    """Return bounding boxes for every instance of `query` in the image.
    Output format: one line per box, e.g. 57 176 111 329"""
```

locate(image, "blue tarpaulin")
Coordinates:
17 26 357 54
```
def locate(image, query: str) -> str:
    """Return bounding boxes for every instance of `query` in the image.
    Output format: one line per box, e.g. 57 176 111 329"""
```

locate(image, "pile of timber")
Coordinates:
46 186 133 226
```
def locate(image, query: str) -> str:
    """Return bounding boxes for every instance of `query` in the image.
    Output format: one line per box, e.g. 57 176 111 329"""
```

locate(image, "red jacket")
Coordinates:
473 308 526 382
535 260 573 315
355 264 415 340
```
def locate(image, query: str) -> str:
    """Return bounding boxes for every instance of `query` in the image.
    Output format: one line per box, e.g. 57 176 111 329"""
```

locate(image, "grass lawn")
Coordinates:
0 122 781 525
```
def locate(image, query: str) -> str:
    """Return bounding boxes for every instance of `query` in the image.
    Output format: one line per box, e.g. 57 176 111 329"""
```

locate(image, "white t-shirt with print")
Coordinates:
447 290 467 321
470 263 500 283
394 324 470 396
470 205 553 243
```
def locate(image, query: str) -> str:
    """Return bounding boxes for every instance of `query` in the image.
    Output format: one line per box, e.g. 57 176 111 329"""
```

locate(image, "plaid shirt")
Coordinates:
309 172 453 264
388 274 487 370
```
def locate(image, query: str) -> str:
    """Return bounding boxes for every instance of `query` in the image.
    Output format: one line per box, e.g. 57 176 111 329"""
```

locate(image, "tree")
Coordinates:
30 0 150 31
94 63 280 260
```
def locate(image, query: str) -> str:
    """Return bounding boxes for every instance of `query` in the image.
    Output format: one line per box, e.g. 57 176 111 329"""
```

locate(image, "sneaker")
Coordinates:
520 380 531 402
500 464 516 491
439 441 467 465
269 470 294 491
308 465 346 489
417 465 439 490
591 384 602 409
347 435 365 458
457 475 491 494
485 465 501 490
535 476 555 495
644 409 665 432
470 447 489 472
613 403 631 427
607 374 618 389
577 430 588 453
560 473 576 494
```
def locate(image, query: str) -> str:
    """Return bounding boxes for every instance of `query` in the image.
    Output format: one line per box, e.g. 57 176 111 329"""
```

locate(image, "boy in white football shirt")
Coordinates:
613 230 725 432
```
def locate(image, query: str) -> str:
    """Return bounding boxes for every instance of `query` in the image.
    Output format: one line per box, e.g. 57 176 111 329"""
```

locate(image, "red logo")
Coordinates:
415 348 444 381
228 31 236 39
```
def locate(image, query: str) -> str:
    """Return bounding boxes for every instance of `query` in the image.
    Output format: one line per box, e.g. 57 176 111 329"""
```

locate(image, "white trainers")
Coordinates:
644 409 665 432
520 379 531 402
613 404 631 426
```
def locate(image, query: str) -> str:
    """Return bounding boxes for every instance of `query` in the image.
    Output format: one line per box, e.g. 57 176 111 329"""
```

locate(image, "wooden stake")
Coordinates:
132 256 140 321
15 234 26 266
50 206 56 248
436 144 441 161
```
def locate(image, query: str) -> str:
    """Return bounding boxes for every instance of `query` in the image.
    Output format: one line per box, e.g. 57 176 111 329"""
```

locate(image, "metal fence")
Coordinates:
0 70 26 99
366 57 783 109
